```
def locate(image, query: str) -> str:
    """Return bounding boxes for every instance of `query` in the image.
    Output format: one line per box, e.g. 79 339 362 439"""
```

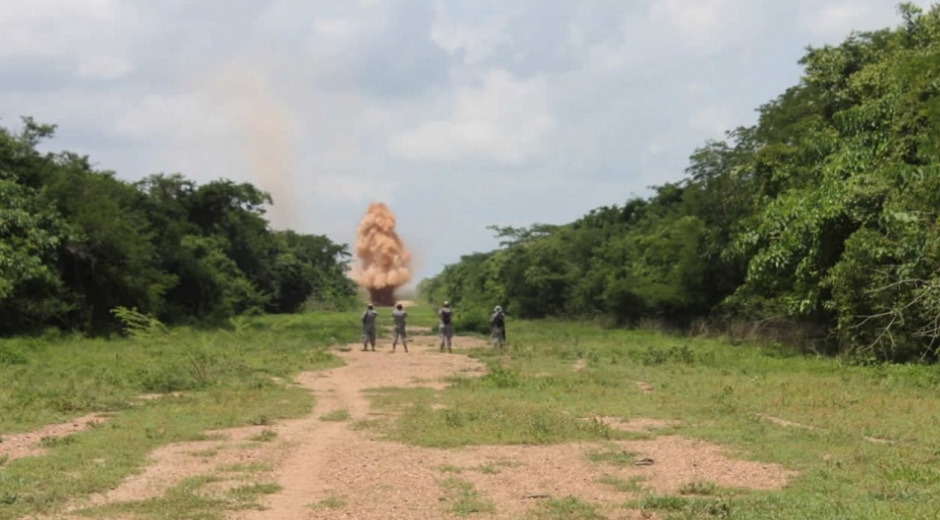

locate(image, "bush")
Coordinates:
429 308 493 336
0 343 29 365
455 309 492 335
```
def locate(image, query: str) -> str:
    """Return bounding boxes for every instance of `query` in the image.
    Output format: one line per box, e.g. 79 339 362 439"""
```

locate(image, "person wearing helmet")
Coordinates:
391 302 408 353
438 301 454 352
361 303 378 351
490 305 506 349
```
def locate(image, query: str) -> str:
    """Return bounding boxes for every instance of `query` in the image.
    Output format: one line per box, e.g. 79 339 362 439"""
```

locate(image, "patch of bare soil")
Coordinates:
636 381 654 393
572 358 587 372
620 436 795 492
588 416 682 433
73 425 279 508
134 392 185 402
756 414 823 431
381 324 433 334
409 325 434 333
293 433 792 520
0 413 110 463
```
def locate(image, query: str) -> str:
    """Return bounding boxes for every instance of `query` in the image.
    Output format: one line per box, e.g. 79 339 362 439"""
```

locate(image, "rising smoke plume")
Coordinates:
350 203 412 306
198 58 297 229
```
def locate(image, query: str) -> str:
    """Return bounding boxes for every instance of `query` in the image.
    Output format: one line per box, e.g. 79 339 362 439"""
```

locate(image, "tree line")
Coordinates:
1 119 357 336
419 3 940 363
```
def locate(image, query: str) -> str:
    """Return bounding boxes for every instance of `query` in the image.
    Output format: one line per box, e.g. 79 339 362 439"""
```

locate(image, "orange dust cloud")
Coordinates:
349 202 412 306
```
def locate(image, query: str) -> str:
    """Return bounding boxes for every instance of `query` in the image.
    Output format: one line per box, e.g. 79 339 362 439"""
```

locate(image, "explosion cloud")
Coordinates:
350 203 412 306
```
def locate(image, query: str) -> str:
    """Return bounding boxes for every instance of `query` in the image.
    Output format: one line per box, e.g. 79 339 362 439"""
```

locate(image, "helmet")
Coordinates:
367 303 374 309
494 306 502 313
443 301 450 307
396 303 403 310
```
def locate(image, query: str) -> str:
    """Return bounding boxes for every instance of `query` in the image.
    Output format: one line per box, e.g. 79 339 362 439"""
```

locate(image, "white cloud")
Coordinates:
114 92 232 144
0 0 143 79
799 1 936 41
388 69 557 165
584 43 628 74
689 104 734 136
801 2 874 37
649 0 724 42
429 7 516 66
313 174 396 205
314 18 354 38
645 0 758 54
76 54 133 80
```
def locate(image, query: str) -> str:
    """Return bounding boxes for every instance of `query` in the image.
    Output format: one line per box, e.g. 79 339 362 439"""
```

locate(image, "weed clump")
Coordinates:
438 477 496 515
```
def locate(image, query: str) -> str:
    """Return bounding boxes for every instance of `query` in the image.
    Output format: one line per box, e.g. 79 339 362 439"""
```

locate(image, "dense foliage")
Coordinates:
420 3 940 362
0 119 356 335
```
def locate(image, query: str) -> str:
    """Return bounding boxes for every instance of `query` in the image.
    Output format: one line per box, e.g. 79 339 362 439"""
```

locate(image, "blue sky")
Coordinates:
1 0 931 284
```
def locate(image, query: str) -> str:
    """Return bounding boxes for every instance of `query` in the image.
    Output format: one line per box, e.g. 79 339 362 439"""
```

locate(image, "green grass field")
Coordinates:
2 303 940 519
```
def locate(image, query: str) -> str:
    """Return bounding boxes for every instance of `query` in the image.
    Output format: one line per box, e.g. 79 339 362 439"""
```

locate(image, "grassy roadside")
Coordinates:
7 302 940 519
361 316 940 519
0 311 360 519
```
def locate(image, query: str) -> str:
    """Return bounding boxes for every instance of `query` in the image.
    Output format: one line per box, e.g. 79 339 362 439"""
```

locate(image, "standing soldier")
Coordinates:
438 301 454 352
391 303 408 353
361 303 378 351
491 305 506 349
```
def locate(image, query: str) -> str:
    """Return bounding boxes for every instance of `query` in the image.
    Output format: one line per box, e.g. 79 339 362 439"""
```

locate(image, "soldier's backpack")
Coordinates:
441 309 452 325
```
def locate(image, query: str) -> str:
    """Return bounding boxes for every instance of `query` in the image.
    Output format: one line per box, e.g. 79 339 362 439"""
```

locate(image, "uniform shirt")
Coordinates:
438 307 453 325
361 309 377 328
392 309 407 329
491 311 505 328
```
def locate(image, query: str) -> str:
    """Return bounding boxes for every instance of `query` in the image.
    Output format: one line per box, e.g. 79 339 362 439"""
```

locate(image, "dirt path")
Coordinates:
227 332 487 520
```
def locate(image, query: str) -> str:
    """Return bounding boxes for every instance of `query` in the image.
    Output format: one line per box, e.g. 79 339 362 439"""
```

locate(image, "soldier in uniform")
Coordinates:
361 303 378 351
491 305 506 349
438 301 454 352
391 303 408 353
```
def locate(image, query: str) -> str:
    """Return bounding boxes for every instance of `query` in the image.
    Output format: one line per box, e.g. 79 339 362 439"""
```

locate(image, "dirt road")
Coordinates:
230 331 489 519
